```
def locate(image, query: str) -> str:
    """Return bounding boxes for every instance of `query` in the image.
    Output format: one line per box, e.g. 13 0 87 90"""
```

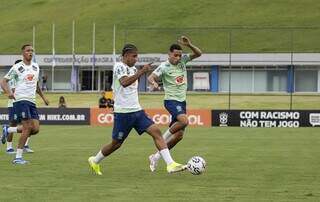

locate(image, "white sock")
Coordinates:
163 129 173 142
93 151 105 164
152 129 173 161
16 149 23 159
7 142 13 150
24 138 30 146
8 127 17 133
159 148 174 165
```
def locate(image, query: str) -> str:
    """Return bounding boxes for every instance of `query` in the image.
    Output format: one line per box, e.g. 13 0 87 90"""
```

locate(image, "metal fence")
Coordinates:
10 24 320 54
2 25 320 110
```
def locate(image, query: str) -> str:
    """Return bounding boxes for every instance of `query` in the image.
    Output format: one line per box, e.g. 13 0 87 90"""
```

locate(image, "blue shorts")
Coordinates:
112 110 154 143
13 100 39 123
8 107 16 123
164 100 187 127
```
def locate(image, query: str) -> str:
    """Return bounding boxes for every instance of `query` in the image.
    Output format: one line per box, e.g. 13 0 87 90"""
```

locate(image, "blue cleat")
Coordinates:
6 148 16 154
12 158 29 165
1 125 9 144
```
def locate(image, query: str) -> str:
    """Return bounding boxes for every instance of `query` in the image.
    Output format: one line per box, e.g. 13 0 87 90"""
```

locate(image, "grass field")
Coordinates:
1 93 318 109
0 126 319 201
1 0 320 53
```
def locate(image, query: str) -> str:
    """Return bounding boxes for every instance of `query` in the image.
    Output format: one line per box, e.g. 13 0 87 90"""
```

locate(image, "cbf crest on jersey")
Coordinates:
25 74 35 82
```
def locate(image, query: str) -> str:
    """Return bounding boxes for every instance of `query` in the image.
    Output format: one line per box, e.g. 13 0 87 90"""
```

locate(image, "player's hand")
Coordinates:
43 98 49 106
141 62 153 73
150 81 160 91
178 36 192 47
8 93 15 100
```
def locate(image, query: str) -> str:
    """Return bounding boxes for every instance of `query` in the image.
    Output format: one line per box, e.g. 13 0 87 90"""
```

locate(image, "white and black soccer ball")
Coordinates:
187 156 206 175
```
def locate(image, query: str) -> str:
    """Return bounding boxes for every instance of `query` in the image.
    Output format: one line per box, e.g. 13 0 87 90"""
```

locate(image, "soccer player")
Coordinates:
147 36 202 172
1 60 34 154
0 44 49 164
88 44 186 175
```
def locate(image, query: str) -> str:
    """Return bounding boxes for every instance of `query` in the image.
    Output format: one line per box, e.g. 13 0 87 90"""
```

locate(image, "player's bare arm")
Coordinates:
148 73 160 90
0 78 15 100
178 36 202 60
120 63 153 87
36 82 49 105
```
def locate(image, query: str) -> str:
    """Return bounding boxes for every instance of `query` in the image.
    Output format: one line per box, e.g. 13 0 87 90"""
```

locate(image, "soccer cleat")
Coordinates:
6 148 16 154
149 154 159 172
1 125 9 144
167 162 187 173
23 145 34 153
88 156 102 175
12 158 29 165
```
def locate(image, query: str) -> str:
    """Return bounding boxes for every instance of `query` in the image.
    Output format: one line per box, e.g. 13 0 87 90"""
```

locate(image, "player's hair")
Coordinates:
122 44 137 56
21 44 32 50
14 59 22 64
170 44 182 52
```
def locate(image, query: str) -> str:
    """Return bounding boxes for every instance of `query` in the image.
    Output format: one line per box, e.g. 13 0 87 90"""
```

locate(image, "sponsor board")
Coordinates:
90 108 211 127
0 108 90 125
146 109 211 127
90 108 114 126
212 110 320 127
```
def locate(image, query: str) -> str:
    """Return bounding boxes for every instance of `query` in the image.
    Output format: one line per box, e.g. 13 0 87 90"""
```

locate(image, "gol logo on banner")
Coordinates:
90 108 211 127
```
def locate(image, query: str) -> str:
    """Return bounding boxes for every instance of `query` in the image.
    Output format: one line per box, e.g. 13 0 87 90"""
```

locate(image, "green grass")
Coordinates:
0 126 319 201
1 0 320 53
1 93 319 109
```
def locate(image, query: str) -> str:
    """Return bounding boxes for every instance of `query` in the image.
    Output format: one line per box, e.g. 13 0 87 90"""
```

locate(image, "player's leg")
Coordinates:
88 139 122 176
162 113 188 147
12 101 34 164
165 129 184 149
135 110 186 173
23 119 39 153
24 103 39 153
13 119 32 164
167 114 189 135
145 124 186 173
149 101 187 171
3 124 22 146
149 129 185 171
6 121 18 154
2 107 15 144
30 119 39 135
88 112 132 175
162 100 188 143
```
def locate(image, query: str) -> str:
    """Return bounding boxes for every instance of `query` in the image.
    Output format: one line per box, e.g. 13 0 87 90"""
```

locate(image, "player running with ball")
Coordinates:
88 44 186 175
148 36 202 172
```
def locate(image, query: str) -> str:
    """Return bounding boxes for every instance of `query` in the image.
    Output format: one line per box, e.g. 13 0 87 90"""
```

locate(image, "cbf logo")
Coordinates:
117 132 124 140
309 113 320 127
176 105 182 112
175 75 185 85
24 74 35 82
219 112 228 126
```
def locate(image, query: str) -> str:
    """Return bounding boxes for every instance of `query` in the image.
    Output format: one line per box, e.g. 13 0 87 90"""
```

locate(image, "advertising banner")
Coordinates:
0 108 90 125
212 110 320 127
90 108 212 127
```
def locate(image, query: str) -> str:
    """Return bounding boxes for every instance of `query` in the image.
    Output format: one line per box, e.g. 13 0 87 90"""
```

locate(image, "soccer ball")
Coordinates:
187 156 206 175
